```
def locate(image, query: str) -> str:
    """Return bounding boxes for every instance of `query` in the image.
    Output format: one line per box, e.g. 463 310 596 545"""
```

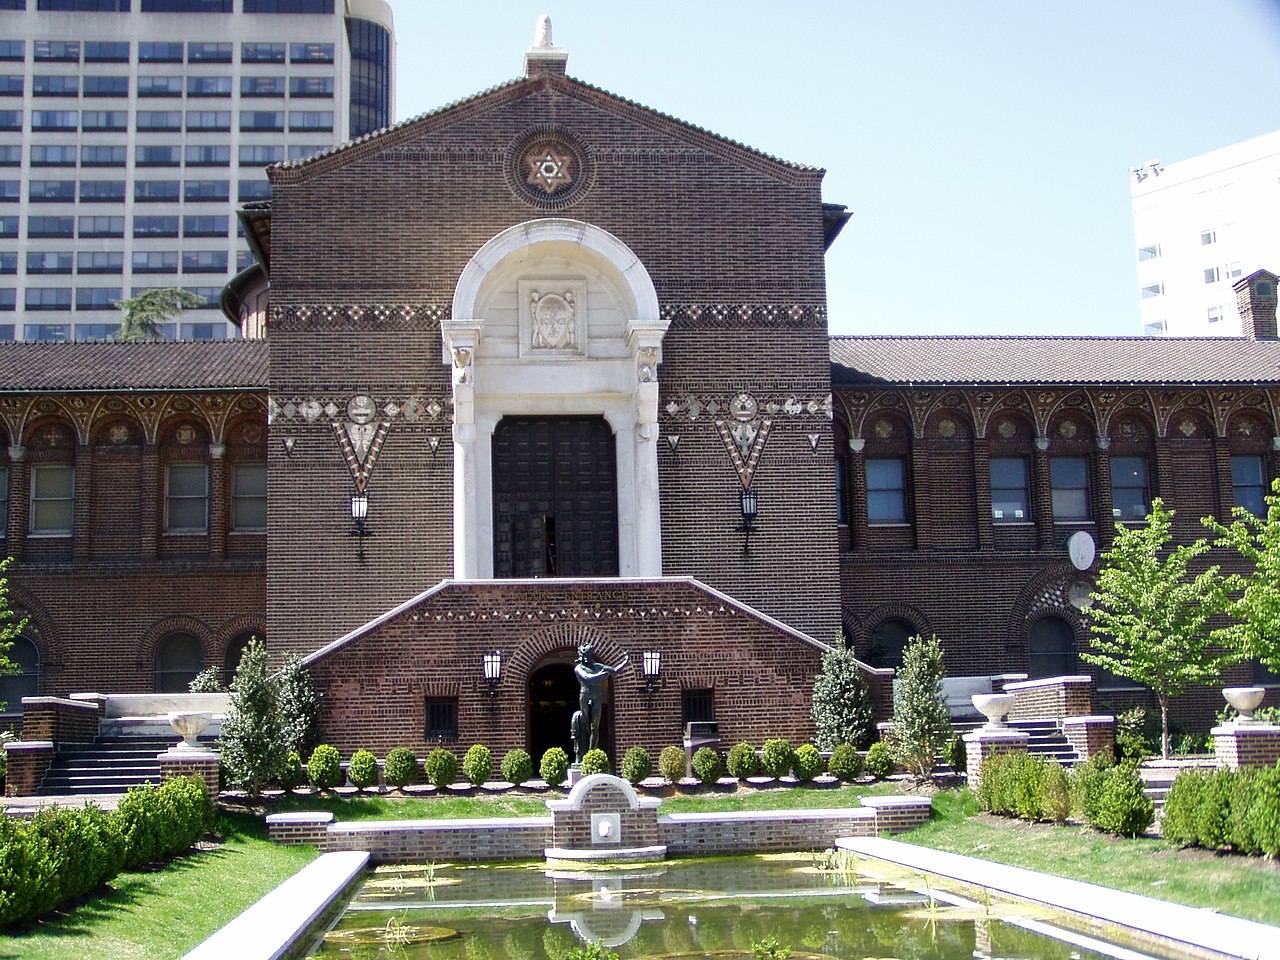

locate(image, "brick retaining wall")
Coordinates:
19 697 100 744
1004 676 1093 721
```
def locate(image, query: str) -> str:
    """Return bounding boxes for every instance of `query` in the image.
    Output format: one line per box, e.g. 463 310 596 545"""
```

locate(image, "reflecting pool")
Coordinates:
310 854 1147 959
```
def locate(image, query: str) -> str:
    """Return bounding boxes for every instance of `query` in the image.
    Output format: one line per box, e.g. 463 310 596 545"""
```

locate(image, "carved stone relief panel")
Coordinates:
518 279 587 358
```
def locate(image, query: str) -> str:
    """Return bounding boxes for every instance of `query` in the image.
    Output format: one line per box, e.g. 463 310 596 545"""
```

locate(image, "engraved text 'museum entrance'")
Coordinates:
493 416 619 577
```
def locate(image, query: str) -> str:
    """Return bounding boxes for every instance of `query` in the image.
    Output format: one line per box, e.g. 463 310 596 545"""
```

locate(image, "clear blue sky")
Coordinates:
387 1 1280 337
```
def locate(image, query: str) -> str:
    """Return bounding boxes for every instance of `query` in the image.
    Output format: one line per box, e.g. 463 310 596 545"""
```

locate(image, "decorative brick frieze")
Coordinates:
269 303 448 334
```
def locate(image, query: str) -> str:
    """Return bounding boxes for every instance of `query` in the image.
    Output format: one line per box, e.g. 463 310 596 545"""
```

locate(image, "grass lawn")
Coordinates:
901 790 1280 928
0 811 317 960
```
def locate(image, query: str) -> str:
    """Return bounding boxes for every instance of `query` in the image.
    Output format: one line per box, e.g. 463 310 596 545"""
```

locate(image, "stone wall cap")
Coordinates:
1002 676 1093 692
266 811 336 825
20 696 99 711
962 729 1031 743
1211 722 1280 736
2 740 55 751
1062 715 1116 725
328 816 553 833
661 807 875 824
546 773 658 812
858 795 934 809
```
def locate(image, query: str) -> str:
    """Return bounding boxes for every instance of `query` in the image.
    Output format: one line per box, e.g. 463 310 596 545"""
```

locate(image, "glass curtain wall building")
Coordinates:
0 0 393 341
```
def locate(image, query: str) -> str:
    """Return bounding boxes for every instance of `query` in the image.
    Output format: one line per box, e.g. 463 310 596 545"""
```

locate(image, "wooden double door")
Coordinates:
492 416 619 577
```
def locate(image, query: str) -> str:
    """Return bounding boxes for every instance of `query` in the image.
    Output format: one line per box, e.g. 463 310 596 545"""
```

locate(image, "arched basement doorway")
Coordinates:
527 652 614 763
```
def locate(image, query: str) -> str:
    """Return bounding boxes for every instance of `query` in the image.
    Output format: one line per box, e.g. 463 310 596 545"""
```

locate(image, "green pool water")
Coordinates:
309 854 1138 959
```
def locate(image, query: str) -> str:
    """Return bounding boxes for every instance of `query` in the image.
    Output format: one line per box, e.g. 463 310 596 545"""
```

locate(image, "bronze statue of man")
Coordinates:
570 643 629 763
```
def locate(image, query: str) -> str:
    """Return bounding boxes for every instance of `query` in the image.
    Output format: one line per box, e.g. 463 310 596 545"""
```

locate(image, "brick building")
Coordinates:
1 29 1277 754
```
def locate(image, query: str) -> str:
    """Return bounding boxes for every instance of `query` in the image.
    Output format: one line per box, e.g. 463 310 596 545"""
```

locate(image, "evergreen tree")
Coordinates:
1204 477 1280 673
113 288 205 341
1084 498 1236 758
811 640 875 750
219 636 288 797
276 655 323 757
886 635 951 780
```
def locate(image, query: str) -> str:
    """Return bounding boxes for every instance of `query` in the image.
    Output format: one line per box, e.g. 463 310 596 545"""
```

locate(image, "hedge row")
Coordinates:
1161 762 1280 856
977 752 1154 837
0 776 212 930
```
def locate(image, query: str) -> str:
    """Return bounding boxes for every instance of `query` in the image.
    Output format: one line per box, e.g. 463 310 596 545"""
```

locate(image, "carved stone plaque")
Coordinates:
518 279 587 358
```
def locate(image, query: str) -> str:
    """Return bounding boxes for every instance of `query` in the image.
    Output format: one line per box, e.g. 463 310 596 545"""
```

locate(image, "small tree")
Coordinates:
113 288 206 341
811 640 875 750
218 637 288 797
1083 499 1238 758
886 635 950 780
276 655 322 758
1204 477 1280 673
0 557 29 712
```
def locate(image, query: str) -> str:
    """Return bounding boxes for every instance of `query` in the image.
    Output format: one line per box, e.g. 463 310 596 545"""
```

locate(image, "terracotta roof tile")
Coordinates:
0 339 268 393
830 336 1280 387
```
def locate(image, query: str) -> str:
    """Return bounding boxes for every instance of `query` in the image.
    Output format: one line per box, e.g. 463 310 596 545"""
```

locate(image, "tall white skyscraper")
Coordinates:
0 0 393 342
1131 129 1280 337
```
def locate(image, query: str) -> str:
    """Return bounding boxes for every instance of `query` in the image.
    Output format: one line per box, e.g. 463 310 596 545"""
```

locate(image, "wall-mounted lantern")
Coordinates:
483 651 502 697
641 650 662 693
738 486 758 555
350 491 370 559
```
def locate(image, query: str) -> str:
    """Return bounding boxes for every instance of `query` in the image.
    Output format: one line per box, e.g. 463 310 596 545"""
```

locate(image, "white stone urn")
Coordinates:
972 693 1017 730
1223 687 1266 723
168 711 213 749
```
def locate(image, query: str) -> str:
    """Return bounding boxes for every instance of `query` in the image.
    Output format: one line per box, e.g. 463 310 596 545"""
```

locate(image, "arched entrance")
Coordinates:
527 652 614 762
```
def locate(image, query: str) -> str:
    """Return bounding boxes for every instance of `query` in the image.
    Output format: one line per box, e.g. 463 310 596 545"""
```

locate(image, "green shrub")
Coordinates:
219 636 287 798
1070 751 1113 823
1114 707 1151 764
811 642 875 749
828 743 863 781
425 748 458 789
726 742 759 779
658 745 686 783
277 655 323 758
1230 768 1260 855
1194 769 1234 850
278 750 305 793
27 804 125 911
1160 768 1203 847
692 746 723 785
1088 763 1154 837
864 741 894 779
383 747 419 789
187 665 224 693
115 776 211 870
886 636 951 780
500 748 533 786
540 747 570 786
348 749 378 791
462 744 494 786
620 746 652 784
1247 763 1280 858
580 748 610 776
760 739 795 779
945 735 967 774
1040 761 1071 823
792 743 824 781
307 744 342 791
0 814 59 928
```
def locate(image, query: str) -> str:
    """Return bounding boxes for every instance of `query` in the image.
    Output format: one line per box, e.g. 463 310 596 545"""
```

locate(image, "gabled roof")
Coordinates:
0 340 268 393
830 335 1280 387
269 73 822 186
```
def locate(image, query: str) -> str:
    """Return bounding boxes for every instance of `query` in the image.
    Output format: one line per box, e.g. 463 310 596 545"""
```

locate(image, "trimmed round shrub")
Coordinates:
540 747 570 787
726 742 759 780
581 748 610 776
1193 769 1235 850
462 744 494 786
501 748 534 786
1230 768 1260 855
658 745 686 783
278 750 305 793
348 749 378 791
425 747 458 789
759 739 795 779
792 743 824 782
307 744 342 791
828 743 863 782
1089 763 1154 837
1040 761 1071 823
1247 763 1280 857
1160 768 1204 846
620 746 652 784
384 748 419 789
692 746 723 786
864 741 894 779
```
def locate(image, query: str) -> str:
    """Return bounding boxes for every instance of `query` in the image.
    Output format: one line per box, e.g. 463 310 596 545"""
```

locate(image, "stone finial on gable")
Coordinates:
524 14 568 78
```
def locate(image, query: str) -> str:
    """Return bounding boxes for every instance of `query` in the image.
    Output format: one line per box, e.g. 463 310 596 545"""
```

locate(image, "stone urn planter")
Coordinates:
1223 686 1267 722
972 693 1017 730
168 711 213 749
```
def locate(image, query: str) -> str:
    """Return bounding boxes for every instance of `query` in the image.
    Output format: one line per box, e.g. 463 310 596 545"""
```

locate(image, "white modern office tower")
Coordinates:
0 0 393 341
1131 129 1280 338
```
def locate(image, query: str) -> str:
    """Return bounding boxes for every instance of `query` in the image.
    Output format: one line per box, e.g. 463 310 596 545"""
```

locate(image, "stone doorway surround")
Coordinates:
444 218 668 580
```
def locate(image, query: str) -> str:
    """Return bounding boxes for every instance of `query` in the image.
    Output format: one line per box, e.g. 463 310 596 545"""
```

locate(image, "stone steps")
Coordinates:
36 734 210 797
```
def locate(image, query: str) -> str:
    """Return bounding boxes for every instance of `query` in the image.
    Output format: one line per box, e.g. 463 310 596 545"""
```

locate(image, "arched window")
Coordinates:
1028 616 1077 678
0 636 39 711
223 630 257 680
869 618 914 670
155 632 204 692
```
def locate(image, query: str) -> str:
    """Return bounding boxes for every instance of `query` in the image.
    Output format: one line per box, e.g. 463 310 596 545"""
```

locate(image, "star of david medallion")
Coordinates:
526 148 573 194
507 128 591 208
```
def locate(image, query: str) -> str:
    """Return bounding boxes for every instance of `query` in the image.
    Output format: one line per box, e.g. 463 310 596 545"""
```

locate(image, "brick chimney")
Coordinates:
524 15 568 78
1233 269 1279 340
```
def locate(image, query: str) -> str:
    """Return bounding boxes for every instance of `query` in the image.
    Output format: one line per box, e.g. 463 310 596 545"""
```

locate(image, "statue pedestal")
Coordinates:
566 764 584 786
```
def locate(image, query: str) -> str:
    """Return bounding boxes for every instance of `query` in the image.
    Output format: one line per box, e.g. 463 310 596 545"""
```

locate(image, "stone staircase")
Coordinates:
949 718 1080 769
37 735 192 796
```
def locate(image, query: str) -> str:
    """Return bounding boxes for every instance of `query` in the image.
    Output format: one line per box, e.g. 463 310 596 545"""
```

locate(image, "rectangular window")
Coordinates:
681 688 715 728
34 41 80 62
78 180 125 203
29 179 76 202
239 110 284 131
182 215 227 237
166 463 208 532
135 145 181 166
834 456 846 525
239 144 283 166
288 110 333 131
32 75 78 96
183 179 229 202
78 215 124 238
245 0 333 11
0 253 16 273
133 215 179 237
180 321 224 339
1137 243 1160 262
1201 229 1216 246
290 42 334 63
1232 455 1267 518
1207 305 1223 324
0 76 24 95
866 457 907 523
990 456 1030 522
424 697 458 742
238 180 271 202
132 250 177 273
1110 456 1150 520
137 75 183 97
184 110 231 131
1205 266 1220 284
0 288 14 310
138 42 184 62
82 76 129 97
137 110 182 131
142 0 231 10
76 251 123 274
24 323 70 340
84 41 130 62
0 216 15 237
31 145 77 167
182 250 227 273
27 251 73 274
240 76 284 97
1140 283 1163 300
187 42 232 63
1227 261 1243 280
0 42 25 61
75 286 121 310
1050 456 1090 521
39 0 129 8
0 465 7 536
81 109 128 131
31 110 77 131
287 144 325 161
27 216 74 238
185 145 229 166
232 463 267 531
0 110 19 131
186 76 231 97
30 464 73 535
289 76 333 98
241 42 286 63
75 322 121 340
134 179 180 202
182 286 220 308
80 145 126 167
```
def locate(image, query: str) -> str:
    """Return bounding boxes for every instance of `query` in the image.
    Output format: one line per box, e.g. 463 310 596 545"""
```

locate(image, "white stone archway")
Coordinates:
443 219 668 579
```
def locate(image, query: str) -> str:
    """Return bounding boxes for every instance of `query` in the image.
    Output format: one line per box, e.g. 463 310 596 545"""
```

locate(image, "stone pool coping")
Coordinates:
183 850 368 960
837 836 1278 960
